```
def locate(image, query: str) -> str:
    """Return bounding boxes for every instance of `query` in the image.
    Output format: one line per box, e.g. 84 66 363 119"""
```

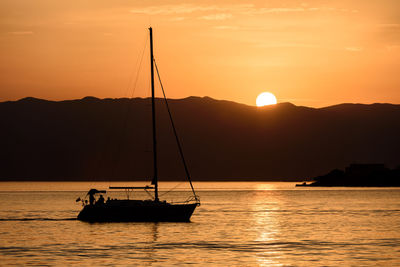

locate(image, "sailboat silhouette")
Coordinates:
77 27 200 222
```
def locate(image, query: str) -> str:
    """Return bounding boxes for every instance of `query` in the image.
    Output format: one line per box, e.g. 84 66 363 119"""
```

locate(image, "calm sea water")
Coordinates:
0 182 399 266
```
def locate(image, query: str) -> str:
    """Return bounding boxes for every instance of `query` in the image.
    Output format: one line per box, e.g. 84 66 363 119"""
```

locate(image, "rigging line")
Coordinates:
153 59 199 202
90 31 148 182
123 31 148 98
159 181 184 198
110 32 149 180
129 33 149 98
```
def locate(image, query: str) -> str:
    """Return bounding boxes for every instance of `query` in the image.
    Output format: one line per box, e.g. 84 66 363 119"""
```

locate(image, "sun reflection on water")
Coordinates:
250 191 285 266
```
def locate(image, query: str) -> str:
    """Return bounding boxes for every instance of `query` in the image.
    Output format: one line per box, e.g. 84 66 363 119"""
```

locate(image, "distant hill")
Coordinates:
1 96 399 181
297 164 400 187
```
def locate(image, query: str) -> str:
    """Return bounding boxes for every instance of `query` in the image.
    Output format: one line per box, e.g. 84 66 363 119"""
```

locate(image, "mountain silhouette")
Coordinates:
1 96 399 181
296 164 400 187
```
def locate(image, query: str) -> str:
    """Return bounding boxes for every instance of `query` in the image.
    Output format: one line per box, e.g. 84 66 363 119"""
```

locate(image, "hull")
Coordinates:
77 200 198 222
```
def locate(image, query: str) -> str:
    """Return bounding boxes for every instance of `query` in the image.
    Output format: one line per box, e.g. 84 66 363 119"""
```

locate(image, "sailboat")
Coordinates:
77 27 200 222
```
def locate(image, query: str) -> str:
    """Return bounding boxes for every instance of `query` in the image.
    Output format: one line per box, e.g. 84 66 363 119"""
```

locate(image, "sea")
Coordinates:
0 181 399 266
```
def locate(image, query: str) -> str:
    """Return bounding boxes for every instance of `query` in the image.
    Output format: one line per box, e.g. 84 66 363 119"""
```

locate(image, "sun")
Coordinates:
256 92 277 107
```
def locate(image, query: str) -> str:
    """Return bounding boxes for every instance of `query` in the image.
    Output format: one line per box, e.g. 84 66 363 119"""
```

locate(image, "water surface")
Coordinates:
1 182 399 266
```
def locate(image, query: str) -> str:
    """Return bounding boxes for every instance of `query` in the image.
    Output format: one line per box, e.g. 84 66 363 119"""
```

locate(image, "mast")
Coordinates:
149 27 159 202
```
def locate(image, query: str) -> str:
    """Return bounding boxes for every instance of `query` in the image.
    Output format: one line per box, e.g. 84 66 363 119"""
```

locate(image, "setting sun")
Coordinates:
256 92 277 107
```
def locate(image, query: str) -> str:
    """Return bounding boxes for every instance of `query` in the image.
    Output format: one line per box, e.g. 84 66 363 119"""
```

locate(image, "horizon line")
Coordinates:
1 95 399 109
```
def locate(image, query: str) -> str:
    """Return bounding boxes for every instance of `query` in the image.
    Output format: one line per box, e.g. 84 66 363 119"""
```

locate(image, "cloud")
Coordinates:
169 17 186 21
255 42 320 49
386 45 400 51
8 31 34 35
245 7 358 15
214 25 240 30
345 46 363 52
378 24 400 29
257 7 307 14
130 3 354 17
199 13 232 21
130 4 223 15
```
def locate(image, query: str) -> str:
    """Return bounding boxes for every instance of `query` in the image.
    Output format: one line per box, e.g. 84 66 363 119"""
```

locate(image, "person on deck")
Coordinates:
98 194 105 205
89 193 95 205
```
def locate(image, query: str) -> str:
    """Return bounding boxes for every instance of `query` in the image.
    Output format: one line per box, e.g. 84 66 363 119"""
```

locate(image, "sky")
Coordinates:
0 0 399 107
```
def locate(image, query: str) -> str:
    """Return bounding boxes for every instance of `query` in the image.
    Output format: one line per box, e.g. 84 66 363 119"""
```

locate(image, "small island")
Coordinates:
297 164 400 187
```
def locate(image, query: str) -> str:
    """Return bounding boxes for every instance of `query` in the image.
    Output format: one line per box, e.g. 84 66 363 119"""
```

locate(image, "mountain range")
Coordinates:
1 96 399 181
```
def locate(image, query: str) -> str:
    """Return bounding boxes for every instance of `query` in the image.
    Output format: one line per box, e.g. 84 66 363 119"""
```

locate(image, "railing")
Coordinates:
170 195 200 206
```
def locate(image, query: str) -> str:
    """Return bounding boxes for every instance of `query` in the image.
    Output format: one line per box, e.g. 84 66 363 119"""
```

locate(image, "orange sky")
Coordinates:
0 0 399 107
